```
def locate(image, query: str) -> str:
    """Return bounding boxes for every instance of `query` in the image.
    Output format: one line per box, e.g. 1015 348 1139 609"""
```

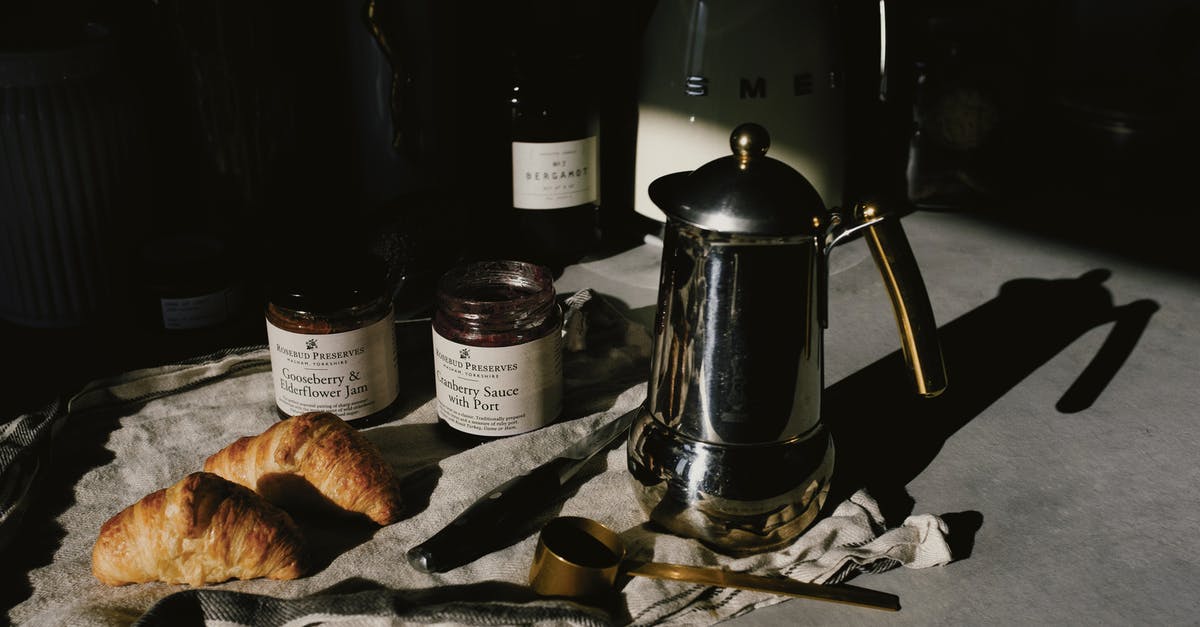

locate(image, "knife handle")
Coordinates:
407 459 570 573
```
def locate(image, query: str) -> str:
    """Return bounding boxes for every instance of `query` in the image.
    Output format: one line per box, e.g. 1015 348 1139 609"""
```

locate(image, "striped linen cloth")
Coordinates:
2 295 952 626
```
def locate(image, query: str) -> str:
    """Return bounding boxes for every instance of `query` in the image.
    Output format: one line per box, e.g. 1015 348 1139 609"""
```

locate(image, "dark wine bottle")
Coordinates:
509 49 599 273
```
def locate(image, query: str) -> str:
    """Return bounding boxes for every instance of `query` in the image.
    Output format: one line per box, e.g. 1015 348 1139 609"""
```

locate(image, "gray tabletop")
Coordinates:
557 210 1200 625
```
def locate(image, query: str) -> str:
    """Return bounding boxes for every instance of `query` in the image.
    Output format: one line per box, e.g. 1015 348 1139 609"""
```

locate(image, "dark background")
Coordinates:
2 0 1198 415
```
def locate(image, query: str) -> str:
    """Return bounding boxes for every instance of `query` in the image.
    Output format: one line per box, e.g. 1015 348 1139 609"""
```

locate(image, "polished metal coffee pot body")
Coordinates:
628 123 947 554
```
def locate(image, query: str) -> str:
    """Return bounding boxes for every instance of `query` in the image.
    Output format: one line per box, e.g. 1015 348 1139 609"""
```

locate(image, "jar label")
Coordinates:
512 137 598 209
266 315 400 420
432 328 563 436
160 287 239 330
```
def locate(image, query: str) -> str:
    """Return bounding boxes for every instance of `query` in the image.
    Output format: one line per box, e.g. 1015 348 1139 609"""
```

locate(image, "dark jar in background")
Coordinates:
139 233 243 332
432 260 563 438
265 254 400 423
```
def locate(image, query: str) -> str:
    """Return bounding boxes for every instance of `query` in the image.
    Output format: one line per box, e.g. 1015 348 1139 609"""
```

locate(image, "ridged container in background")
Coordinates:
0 24 146 327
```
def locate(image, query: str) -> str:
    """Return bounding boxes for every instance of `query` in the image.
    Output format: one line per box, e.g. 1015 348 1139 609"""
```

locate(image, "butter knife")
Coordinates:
407 405 641 573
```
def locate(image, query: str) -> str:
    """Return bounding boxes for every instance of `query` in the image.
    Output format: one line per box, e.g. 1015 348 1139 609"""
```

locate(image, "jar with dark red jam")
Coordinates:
265 254 400 424
432 260 563 438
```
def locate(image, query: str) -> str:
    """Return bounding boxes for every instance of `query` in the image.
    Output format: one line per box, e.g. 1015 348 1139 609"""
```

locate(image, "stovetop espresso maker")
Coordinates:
628 123 947 554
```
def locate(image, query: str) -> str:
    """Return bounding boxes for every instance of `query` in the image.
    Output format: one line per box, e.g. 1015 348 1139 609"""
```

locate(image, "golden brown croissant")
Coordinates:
203 411 403 525
92 472 308 586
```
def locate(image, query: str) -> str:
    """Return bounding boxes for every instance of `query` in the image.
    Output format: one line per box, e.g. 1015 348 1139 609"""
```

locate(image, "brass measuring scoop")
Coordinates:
528 516 900 611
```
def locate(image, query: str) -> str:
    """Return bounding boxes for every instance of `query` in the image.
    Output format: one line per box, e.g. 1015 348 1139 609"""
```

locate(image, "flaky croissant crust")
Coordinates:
204 412 403 525
92 472 308 586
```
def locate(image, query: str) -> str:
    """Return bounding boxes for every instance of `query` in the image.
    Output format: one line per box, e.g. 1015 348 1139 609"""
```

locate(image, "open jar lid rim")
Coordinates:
269 253 389 314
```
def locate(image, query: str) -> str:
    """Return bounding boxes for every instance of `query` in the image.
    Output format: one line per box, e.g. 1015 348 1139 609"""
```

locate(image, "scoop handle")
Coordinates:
864 217 947 397
625 561 900 611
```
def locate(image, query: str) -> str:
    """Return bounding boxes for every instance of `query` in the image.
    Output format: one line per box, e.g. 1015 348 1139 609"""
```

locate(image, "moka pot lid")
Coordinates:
648 122 827 236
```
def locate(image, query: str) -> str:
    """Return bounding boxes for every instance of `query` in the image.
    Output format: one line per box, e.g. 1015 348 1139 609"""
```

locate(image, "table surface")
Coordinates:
556 210 1200 625
4 209 1198 625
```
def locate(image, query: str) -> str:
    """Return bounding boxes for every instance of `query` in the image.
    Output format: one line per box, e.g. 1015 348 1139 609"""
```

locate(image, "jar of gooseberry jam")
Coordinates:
431 260 563 438
265 254 400 423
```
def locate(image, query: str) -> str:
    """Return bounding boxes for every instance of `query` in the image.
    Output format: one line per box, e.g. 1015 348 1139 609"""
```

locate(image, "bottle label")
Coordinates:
160 287 239 330
266 315 400 420
512 137 598 209
432 327 563 436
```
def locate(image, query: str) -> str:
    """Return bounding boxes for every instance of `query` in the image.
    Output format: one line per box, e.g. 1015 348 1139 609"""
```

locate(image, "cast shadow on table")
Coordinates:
823 269 1158 542
0 405 124 618
346 321 437 430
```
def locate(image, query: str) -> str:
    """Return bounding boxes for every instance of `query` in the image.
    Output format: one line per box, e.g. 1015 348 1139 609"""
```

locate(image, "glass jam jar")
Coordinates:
139 233 243 332
432 260 563 438
265 254 400 423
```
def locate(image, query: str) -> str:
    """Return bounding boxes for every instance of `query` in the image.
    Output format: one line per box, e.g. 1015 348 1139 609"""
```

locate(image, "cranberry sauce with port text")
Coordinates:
431 260 563 438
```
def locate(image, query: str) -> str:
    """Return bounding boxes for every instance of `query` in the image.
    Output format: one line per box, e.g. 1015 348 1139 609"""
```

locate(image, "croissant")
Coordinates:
204 411 403 525
92 472 308 586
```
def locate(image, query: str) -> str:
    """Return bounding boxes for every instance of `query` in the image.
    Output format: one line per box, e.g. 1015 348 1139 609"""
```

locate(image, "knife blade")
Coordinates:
407 405 641 573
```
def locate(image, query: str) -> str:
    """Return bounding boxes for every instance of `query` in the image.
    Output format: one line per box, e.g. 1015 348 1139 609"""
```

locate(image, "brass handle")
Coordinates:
864 218 947 397
625 561 900 611
530 517 900 611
